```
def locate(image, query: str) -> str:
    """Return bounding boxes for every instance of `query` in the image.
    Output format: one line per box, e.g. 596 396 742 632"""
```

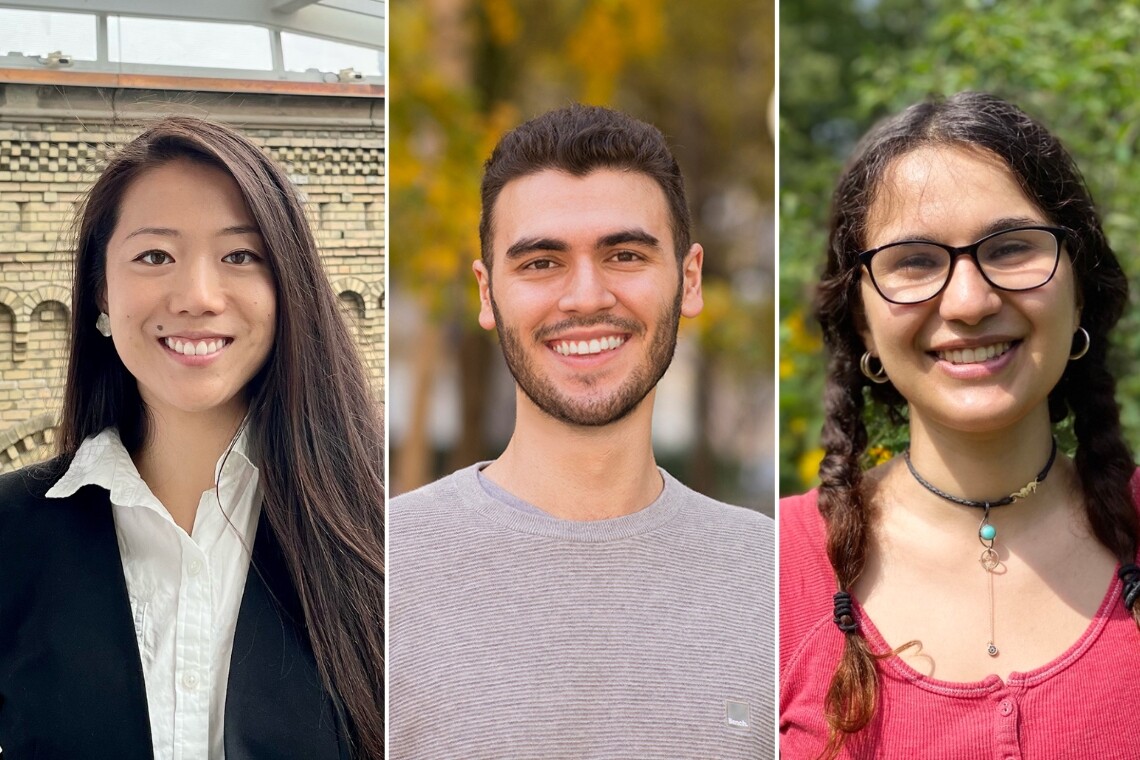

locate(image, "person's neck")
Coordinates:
133 400 247 534
889 408 1072 532
482 390 663 521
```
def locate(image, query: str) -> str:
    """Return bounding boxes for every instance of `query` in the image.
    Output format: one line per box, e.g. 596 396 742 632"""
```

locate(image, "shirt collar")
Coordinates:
47 426 260 517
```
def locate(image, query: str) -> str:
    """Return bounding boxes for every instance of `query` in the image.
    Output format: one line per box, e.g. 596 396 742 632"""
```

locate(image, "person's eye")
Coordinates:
987 241 1034 260
894 254 940 271
522 258 556 271
612 250 644 263
134 250 172 265
223 250 261 265
877 244 945 276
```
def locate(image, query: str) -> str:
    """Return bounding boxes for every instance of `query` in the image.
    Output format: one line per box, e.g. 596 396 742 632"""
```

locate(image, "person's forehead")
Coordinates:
116 160 250 217
866 145 1043 248
491 168 672 247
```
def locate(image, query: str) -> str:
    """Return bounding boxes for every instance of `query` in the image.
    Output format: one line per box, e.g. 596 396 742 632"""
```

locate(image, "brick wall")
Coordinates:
0 83 385 471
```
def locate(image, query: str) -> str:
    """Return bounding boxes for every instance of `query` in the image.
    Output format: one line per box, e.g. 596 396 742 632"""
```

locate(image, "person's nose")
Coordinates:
558 260 618 314
171 256 226 316
937 255 1002 325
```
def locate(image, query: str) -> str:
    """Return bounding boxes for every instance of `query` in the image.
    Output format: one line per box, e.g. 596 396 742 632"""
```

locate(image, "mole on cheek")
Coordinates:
156 325 164 332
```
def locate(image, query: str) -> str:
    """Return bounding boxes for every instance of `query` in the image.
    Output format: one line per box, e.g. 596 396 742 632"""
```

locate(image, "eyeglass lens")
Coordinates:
869 228 1059 304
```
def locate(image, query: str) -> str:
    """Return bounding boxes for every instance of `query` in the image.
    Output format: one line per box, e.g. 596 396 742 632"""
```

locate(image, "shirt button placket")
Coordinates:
993 689 1022 760
174 542 212 760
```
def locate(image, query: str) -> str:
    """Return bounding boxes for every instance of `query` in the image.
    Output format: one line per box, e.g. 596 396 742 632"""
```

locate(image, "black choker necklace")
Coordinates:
903 438 1057 658
903 437 1058 510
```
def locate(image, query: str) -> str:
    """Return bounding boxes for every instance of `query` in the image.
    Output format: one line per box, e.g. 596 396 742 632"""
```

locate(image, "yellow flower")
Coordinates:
785 309 822 353
798 447 825 487
868 446 893 465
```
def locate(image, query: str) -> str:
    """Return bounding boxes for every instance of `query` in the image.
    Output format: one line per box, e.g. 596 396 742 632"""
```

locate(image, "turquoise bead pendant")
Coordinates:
980 523 997 541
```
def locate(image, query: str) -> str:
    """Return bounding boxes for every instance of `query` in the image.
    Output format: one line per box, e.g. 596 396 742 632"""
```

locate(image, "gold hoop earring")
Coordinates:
860 352 889 383
1069 326 1090 361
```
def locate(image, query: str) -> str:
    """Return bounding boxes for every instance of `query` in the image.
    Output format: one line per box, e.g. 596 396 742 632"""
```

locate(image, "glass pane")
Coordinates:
0 9 97 60
108 17 272 70
281 32 381 76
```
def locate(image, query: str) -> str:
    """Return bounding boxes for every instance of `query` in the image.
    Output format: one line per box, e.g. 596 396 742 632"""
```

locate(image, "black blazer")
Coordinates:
0 459 350 760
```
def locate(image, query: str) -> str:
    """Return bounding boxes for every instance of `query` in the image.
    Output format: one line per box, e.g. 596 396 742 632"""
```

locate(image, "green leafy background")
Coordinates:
780 0 1140 495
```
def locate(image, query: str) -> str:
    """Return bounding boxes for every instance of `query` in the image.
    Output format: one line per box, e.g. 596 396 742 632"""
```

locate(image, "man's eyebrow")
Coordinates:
505 237 569 259
598 229 660 249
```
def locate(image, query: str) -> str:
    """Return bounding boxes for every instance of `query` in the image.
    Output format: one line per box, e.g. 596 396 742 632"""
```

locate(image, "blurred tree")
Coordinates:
392 0 775 500
780 0 1140 494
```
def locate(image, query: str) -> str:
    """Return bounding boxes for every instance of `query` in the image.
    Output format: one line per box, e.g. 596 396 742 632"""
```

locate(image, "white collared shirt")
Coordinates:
47 427 262 760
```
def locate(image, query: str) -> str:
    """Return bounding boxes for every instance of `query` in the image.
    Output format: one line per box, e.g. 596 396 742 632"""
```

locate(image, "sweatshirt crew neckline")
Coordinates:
460 462 683 542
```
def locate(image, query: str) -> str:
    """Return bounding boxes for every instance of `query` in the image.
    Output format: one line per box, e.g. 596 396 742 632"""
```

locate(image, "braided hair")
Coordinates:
813 91 1135 758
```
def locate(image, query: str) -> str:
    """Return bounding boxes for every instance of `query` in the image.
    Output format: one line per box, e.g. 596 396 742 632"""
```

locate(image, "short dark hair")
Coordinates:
479 103 692 267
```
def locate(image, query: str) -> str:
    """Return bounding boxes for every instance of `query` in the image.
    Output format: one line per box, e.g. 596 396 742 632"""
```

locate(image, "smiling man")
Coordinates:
390 104 774 759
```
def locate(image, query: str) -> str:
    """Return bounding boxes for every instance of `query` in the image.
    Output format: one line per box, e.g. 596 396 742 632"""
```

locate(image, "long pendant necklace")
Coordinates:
903 439 1058 657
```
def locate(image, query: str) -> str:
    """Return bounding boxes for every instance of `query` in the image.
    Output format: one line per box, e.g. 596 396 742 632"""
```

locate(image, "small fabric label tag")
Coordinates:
725 700 750 730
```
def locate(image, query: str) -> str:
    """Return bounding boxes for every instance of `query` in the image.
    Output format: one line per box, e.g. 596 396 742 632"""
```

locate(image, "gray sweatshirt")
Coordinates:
390 464 775 759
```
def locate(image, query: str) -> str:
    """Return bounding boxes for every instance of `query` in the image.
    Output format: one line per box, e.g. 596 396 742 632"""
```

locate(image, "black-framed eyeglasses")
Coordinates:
858 226 1067 305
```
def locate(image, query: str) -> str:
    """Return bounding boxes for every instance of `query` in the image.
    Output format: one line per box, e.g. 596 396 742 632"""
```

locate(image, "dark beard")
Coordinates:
491 288 683 427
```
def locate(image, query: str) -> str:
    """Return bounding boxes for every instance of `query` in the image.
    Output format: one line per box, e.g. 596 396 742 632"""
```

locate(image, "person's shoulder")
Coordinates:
778 489 831 584
780 488 825 535
390 465 481 523
0 457 68 512
663 473 773 543
668 473 769 516
777 489 831 592
391 466 473 502
778 488 836 674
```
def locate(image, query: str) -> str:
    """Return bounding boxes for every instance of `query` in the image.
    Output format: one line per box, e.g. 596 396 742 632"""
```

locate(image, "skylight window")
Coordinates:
107 16 273 70
282 32 381 76
0 8 96 60
0 6 381 83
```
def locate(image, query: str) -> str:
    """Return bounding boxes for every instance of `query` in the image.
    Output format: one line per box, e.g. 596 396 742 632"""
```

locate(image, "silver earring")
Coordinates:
1069 326 1090 360
860 351 889 383
95 312 112 338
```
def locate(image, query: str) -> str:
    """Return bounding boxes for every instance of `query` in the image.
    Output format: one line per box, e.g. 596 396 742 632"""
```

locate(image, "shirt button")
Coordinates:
998 699 1013 716
187 559 202 577
182 671 200 690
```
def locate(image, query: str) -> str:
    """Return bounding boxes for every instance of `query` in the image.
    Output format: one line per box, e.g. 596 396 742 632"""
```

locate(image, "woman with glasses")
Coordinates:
780 91 1140 759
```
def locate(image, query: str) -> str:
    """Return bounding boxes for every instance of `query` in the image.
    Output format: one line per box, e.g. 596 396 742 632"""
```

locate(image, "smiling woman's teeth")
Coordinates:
937 341 1012 365
164 337 228 356
553 336 625 356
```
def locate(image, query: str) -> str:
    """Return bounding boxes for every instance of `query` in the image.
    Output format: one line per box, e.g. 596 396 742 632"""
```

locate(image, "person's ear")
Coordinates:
680 243 704 318
473 259 496 330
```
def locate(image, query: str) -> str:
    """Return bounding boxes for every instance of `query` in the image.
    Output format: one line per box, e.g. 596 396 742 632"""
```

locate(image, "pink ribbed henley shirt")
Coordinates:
780 485 1140 759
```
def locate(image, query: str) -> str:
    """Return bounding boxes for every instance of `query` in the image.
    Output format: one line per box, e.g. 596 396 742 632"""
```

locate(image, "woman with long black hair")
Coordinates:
781 92 1140 758
0 117 384 759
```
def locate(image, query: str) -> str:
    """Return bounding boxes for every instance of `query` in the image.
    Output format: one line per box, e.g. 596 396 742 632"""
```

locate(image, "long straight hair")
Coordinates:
59 117 385 758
